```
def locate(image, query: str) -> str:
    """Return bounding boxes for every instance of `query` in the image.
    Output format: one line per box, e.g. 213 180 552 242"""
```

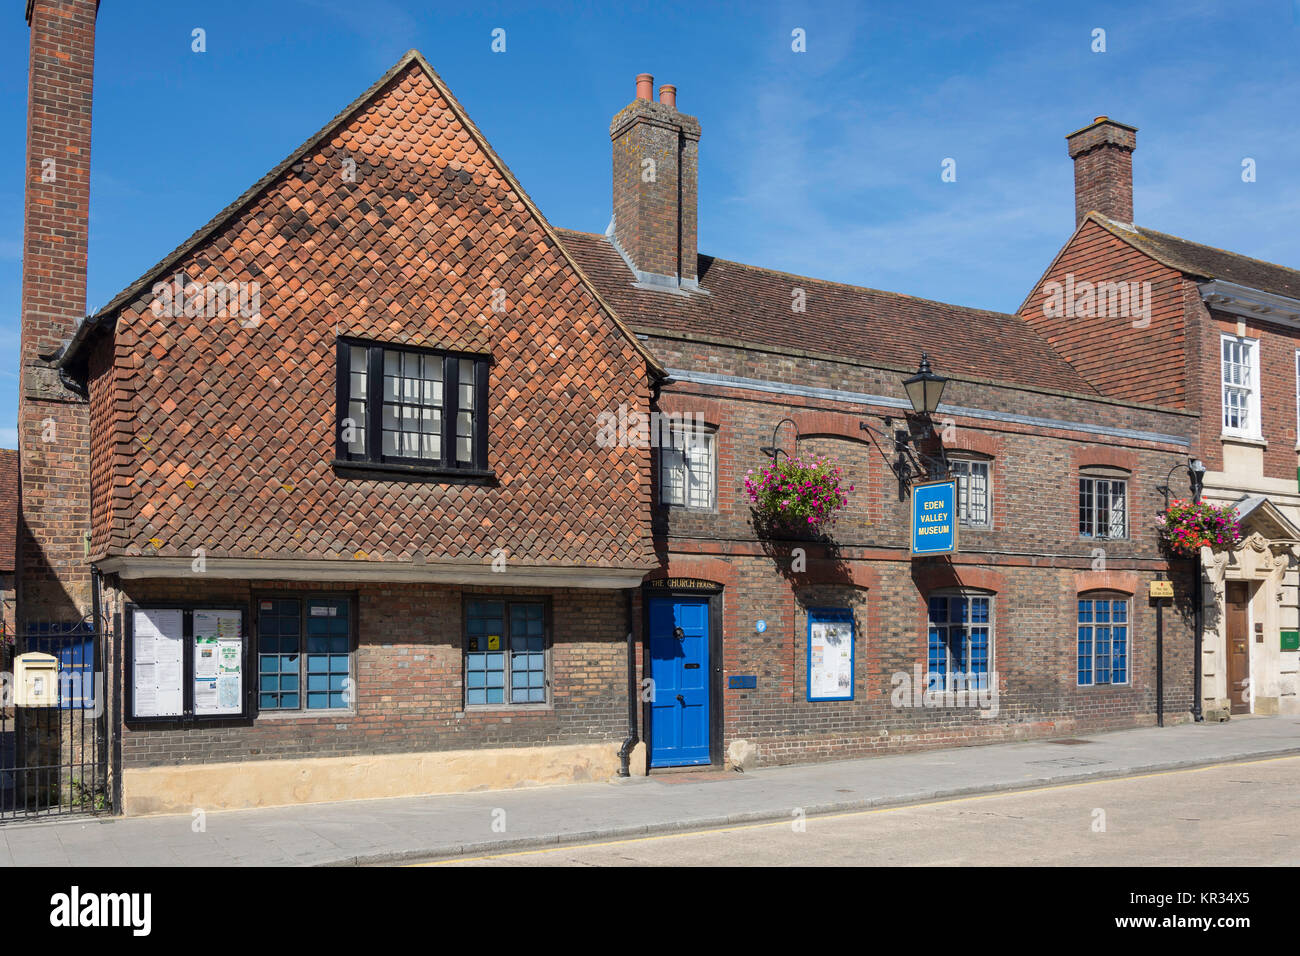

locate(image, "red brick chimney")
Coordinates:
18 0 99 624
1066 116 1137 227
609 74 701 291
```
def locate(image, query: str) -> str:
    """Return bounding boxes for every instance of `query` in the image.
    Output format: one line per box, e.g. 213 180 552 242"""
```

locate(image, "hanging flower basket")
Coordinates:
1157 499 1241 557
744 455 852 535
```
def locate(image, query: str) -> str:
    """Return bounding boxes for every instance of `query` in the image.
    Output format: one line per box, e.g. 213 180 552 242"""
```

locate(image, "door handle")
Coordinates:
676 694 685 704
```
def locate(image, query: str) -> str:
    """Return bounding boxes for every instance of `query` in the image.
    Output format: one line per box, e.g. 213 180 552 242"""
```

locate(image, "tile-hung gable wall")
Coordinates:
89 61 654 570
1018 217 1188 410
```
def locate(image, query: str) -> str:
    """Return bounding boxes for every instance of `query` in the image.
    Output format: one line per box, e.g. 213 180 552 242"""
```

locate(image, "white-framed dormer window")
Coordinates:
1221 333 1261 439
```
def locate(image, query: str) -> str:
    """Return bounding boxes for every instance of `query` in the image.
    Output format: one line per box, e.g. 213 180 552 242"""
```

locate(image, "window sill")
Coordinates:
255 708 356 721
460 703 554 714
1220 433 1266 447
331 459 496 483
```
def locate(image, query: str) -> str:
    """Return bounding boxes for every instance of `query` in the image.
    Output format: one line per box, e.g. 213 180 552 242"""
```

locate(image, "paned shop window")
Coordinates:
1079 470 1128 539
949 457 991 527
660 424 716 510
926 593 992 692
257 596 353 712
465 600 549 706
1077 594 1128 686
336 339 489 472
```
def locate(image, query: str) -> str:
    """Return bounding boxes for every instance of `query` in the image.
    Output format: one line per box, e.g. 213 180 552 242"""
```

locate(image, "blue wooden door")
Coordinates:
647 597 711 767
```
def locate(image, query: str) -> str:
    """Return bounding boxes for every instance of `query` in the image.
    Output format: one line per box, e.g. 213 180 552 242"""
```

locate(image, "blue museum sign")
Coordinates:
911 478 958 556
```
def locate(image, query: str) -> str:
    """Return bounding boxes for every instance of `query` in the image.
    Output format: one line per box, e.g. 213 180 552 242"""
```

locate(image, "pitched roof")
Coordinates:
60 49 661 379
1090 213 1300 301
0 448 17 573
556 229 1097 394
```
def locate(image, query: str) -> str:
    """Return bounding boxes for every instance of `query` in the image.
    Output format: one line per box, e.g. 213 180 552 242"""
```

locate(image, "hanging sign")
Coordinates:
911 479 958 556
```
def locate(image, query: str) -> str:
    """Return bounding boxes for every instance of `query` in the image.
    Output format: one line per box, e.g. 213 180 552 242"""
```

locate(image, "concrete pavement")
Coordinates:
1 715 1298 866
430 754 1300 866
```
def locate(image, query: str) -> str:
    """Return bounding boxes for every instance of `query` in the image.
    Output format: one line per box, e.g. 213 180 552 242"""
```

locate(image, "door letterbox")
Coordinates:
14 652 59 707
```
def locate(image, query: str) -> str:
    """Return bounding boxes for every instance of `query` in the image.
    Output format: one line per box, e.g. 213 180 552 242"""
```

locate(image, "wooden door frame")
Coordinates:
1225 580 1252 715
641 586 723 771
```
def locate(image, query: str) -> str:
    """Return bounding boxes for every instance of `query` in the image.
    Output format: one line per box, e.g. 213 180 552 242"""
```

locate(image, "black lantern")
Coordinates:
902 352 947 416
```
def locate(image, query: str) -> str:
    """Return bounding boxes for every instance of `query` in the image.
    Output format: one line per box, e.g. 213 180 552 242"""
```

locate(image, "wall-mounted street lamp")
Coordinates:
760 417 799 464
1158 457 1207 507
859 353 951 500
902 352 948 416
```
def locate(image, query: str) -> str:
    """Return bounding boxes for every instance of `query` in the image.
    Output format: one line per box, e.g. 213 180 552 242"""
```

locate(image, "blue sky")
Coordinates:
3 0 1300 444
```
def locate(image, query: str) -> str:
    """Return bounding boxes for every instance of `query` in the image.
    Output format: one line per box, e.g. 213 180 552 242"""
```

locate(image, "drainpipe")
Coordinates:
617 587 639 776
1191 471 1204 722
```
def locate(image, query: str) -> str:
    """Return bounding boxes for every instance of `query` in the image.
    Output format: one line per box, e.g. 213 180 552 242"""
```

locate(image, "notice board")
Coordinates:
130 608 184 718
127 605 249 723
193 610 245 716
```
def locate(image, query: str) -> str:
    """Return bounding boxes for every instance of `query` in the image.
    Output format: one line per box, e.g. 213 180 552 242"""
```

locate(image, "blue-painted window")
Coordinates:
258 599 301 710
1078 595 1128 685
257 597 351 712
466 600 548 706
306 599 351 710
926 593 992 692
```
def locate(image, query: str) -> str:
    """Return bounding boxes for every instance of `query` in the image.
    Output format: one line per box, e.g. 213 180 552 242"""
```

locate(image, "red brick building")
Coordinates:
1020 117 1300 722
20 3 1200 811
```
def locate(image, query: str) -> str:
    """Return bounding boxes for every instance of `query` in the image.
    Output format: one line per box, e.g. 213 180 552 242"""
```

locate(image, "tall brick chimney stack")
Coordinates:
1066 116 1137 227
18 0 100 624
609 73 701 291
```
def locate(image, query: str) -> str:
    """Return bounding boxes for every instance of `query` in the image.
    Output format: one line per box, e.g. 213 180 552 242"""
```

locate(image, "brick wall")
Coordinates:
643 332 1197 766
109 577 630 768
1197 302 1300 481
609 94 699 283
18 0 99 623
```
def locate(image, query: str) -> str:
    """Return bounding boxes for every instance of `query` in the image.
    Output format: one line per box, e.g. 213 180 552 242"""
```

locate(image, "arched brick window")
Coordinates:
925 589 993 692
1077 590 1129 686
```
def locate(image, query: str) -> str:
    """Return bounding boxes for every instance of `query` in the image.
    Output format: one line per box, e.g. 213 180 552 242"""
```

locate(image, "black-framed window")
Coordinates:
256 595 355 713
337 339 489 472
464 598 550 706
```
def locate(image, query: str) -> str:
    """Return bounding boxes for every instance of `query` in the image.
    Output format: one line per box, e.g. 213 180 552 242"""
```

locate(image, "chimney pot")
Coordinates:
636 73 654 101
658 84 677 109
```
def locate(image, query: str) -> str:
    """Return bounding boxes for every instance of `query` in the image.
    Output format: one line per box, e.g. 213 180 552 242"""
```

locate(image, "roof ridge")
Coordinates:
1134 222 1300 277
558 227 1028 322
1090 212 1300 284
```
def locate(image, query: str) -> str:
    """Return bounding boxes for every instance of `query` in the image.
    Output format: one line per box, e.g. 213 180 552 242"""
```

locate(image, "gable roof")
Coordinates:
1090 213 1300 301
59 49 662 378
1234 495 1300 542
557 229 1097 395
0 448 17 574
